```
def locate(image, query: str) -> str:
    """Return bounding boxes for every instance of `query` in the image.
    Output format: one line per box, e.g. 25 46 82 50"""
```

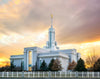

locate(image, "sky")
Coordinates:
0 0 100 67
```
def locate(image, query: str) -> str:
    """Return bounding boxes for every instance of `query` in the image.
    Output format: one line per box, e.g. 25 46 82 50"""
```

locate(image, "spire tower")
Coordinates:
43 15 59 50
51 14 53 28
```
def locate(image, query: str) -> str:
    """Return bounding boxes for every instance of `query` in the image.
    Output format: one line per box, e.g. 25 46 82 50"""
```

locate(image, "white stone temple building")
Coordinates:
10 15 81 71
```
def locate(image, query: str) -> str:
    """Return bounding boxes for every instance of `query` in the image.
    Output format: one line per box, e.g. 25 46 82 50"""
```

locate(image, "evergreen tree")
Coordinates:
74 58 87 71
21 61 24 71
51 59 62 71
10 60 15 71
35 61 38 71
48 59 55 71
32 61 38 71
93 58 100 71
40 60 47 71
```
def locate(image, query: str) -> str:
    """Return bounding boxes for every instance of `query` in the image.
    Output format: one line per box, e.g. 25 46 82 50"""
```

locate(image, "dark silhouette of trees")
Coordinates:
21 61 24 71
51 59 62 71
0 66 10 71
10 60 15 71
48 59 62 71
40 60 47 71
68 60 77 71
32 61 38 71
85 50 98 70
93 58 100 71
48 59 55 71
74 58 87 71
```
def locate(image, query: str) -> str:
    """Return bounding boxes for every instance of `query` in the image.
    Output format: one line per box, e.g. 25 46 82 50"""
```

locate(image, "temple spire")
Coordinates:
43 14 59 50
51 14 53 28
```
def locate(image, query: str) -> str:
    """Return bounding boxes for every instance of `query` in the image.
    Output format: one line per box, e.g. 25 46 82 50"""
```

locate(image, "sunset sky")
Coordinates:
0 0 100 67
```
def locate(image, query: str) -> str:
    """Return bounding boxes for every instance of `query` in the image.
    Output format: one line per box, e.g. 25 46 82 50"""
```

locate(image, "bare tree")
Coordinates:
85 48 99 70
68 60 77 71
51 59 62 71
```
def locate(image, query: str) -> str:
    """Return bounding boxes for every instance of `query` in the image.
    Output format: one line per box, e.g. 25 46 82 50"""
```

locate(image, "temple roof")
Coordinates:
38 52 69 59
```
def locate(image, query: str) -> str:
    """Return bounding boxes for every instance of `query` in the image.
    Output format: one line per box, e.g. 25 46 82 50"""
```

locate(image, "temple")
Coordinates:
10 15 81 71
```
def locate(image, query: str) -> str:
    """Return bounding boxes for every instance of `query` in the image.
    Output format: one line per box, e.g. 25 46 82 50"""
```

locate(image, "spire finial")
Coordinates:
51 14 53 28
51 14 53 19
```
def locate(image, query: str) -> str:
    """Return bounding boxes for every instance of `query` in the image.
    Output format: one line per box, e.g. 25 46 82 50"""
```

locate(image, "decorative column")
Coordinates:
24 50 27 70
27 50 29 71
32 50 34 67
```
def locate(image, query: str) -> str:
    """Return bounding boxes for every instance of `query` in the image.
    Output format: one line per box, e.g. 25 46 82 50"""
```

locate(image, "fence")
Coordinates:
0 72 100 78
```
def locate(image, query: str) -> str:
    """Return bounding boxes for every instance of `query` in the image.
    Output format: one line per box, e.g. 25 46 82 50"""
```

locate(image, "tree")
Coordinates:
51 59 62 71
13 66 21 71
74 58 87 71
35 61 38 71
21 61 24 71
93 58 100 71
10 60 15 71
40 60 47 71
32 61 38 71
48 59 55 71
0 66 10 71
68 60 77 71
85 50 98 69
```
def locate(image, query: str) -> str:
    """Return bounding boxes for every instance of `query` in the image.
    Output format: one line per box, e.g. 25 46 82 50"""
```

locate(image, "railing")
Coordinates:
0 72 100 78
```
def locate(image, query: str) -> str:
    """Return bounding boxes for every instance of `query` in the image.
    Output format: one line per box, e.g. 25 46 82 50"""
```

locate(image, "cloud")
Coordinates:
0 0 99 44
0 0 100 66
0 0 100 44
55 0 100 44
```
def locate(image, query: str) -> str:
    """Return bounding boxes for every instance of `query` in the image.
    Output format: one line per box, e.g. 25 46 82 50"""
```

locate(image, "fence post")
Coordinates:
38 72 39 78
48 72 49 78
71 72 72 78
33 72 34 78
12 72 13 77
82 72 83 78
28 72 29 77
2 72 4 77
75 72 78 78
60 71 61 78
65 72 66 78
39 72 40 78
17 72 18 77
70 72 71 78
92 72 94 78
98 72 99 78
55 72 56 78
87 72 88 78
43 72 44 78
88 72 90 78
22 71 24 77
7 72 8 77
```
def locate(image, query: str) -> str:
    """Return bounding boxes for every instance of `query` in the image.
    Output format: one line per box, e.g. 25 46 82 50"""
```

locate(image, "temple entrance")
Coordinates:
28 51 32 71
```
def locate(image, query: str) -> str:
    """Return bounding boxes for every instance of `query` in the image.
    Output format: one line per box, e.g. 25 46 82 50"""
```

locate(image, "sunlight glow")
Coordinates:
0 34 24 45
34 30 48 43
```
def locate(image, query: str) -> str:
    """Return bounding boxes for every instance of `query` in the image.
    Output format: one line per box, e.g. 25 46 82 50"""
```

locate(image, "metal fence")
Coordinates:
0 72 100 78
